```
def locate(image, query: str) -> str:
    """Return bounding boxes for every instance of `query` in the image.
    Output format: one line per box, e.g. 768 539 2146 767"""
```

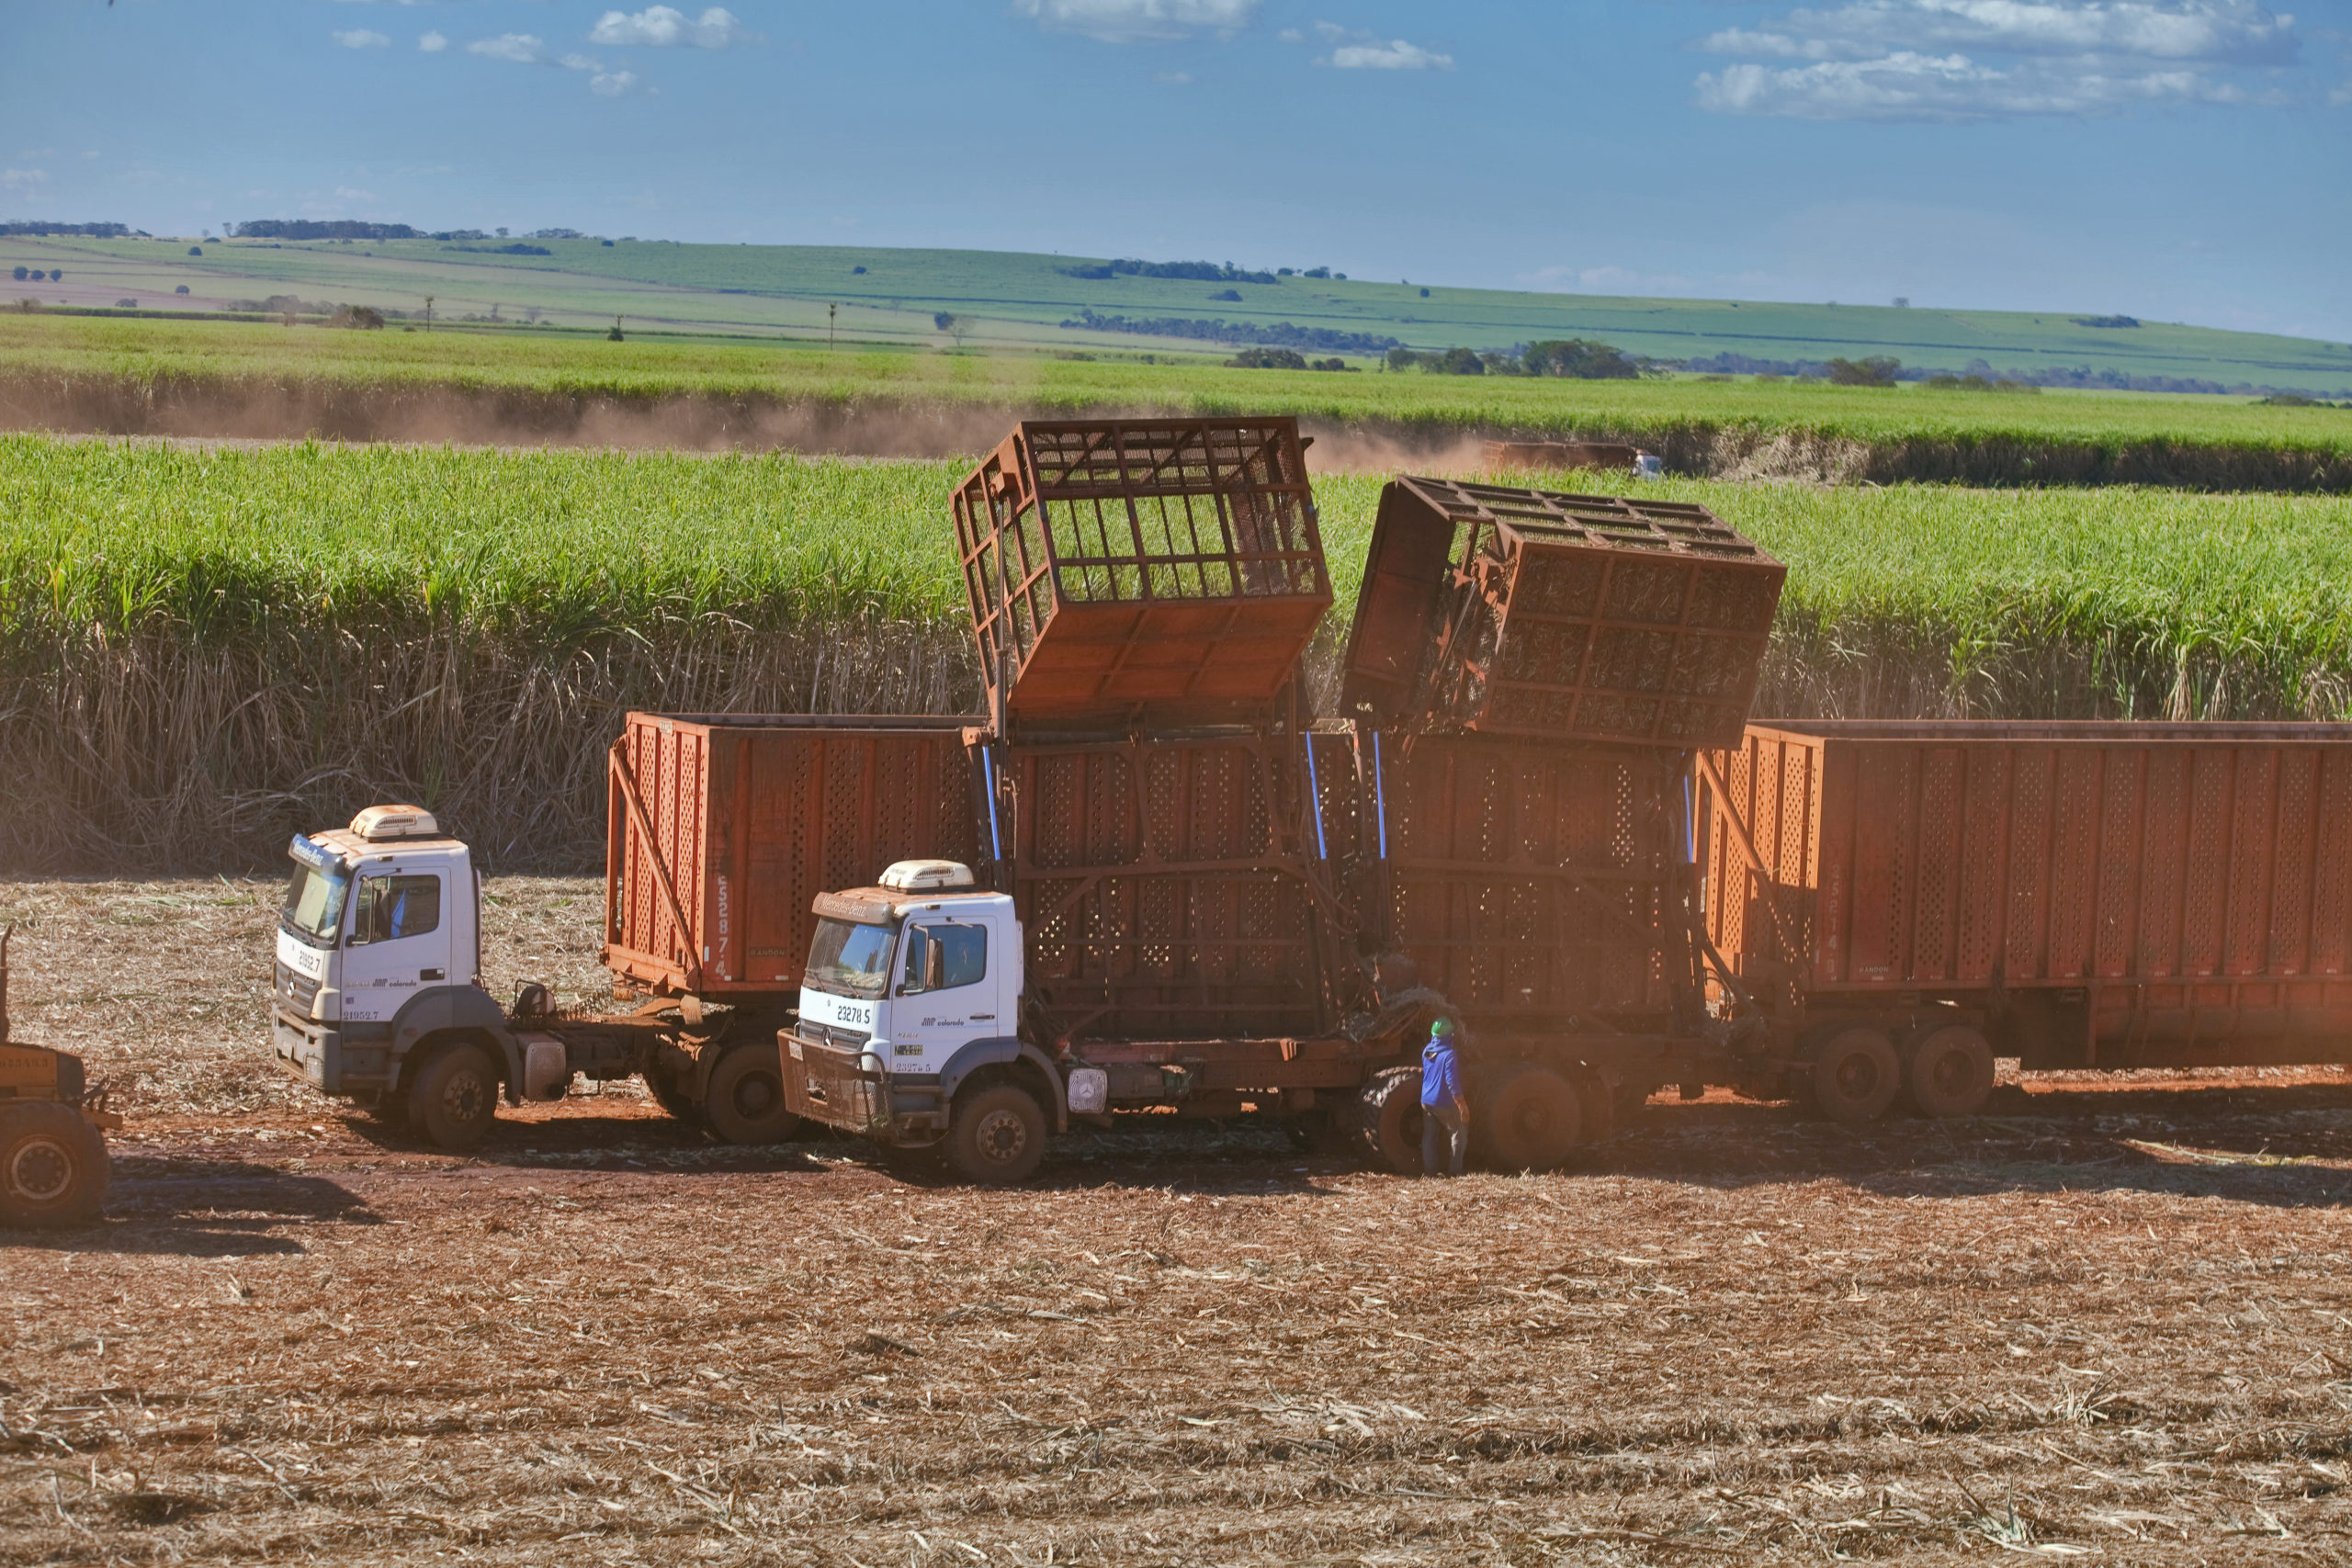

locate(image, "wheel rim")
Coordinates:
8 1136 73 1202
442 1071 489 1125
731 1072 777 1119
1833 1051 1882 1102
973 1108 1029 1166
1929 1046 1975 1099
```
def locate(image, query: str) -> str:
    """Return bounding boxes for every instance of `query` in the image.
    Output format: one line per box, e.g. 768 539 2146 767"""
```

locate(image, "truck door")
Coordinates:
887 919 1001 1073
338 866 457 1025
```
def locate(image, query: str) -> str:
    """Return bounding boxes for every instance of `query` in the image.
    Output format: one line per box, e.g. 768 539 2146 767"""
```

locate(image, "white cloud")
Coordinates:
591 70 641 96
1314 20 1453 69
1 169 48 192
1013 0 1258 44
1699 2 2299 65
2334 76 2352 104
1695 1 2302 118
419 30 447 53
589 6 748 49
333 28 390 49
1155 69 1193 83
467 33 546 64
560 53 601 71
1277 27 1303 43
334 186 380 204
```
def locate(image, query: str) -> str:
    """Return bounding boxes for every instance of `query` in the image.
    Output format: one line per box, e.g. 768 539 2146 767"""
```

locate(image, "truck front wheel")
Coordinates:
1806 1026 1901 1126
704 1046 802 1145
945 1083 1046 1185
1349 1065 1424 1174
408 1041 500 1151
0 1102 108 1228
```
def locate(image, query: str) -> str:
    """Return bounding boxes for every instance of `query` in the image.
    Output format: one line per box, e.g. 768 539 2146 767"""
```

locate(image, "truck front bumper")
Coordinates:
272 1007 394 1099
781 1032 945 1140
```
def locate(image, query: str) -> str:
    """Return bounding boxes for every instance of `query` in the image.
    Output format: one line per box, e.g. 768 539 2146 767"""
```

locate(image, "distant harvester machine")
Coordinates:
0 929 119 1227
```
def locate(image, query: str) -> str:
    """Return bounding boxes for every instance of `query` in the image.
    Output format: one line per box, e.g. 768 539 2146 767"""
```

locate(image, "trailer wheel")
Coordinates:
704 1045 803 1146
1905 1024 1995 1118
1482 1066 1582 1172
0 1102 109 1228
1806 1026 1901 1125
945 1083 1047 1185
1349 1065 1424 1174
407 1040 499 1151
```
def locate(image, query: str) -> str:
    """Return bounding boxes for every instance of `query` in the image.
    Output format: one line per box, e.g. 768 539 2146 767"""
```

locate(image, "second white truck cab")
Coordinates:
785 860 1069 1181
272 806 518 1144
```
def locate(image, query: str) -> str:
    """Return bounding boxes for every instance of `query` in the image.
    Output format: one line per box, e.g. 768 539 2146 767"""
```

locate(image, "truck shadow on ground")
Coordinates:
19 1157 381 1257
1604 1082 2352 1210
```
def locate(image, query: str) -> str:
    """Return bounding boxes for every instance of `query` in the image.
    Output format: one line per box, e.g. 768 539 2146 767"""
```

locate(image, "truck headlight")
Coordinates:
311 987 341 1022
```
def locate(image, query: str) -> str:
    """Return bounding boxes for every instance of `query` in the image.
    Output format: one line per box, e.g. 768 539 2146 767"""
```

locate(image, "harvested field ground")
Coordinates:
6 880 2352 1564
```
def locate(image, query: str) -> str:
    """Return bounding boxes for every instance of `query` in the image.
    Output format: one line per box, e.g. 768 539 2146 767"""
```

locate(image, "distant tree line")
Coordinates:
1057 258 1282 285
1225 348 1357 371
1387 339 1650 378
1059 310 1400 355
0 220 142 237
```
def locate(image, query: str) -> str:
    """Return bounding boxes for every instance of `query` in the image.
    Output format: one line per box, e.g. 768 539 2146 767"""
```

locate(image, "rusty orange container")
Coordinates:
605 714 978 998
1340 478 1783 749
954 419 1332 729
1702 720 2352 1066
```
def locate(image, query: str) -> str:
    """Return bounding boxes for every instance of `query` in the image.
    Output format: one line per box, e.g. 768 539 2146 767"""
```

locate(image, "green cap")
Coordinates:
1429 1017 1454 1038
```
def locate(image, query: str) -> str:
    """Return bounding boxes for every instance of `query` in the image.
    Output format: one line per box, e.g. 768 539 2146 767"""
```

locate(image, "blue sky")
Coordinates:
5 1 2347 338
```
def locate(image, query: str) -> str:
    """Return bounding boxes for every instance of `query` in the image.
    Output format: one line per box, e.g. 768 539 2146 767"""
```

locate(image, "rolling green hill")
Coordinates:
6 231 2349 396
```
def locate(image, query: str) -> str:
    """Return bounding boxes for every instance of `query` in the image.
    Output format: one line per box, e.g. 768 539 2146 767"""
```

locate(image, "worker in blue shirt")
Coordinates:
1419 1017 1469 1177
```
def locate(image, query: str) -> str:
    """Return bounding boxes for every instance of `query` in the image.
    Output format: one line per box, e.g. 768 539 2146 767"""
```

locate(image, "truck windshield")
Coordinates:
805 917 897 998
281 858 353 945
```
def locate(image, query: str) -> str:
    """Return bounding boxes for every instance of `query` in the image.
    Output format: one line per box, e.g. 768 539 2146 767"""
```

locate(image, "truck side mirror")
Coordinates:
924 937 944 993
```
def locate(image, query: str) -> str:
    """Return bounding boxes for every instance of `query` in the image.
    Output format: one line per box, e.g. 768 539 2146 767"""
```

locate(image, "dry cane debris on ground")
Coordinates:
3 880 2350 1565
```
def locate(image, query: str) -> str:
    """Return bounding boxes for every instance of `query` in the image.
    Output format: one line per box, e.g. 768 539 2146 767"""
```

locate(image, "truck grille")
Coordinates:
801 1019 870 1051
276 960 320 1014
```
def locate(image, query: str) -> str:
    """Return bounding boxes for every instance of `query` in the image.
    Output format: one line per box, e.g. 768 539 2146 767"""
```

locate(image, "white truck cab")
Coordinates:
784 860 1070 1181
272 806 514 1142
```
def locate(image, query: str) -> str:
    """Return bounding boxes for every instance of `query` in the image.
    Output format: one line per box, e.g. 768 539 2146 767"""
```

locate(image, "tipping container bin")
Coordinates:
1340 478 1783 748
1702 720 2352 1066
953 418 1332 728
605 714 979 998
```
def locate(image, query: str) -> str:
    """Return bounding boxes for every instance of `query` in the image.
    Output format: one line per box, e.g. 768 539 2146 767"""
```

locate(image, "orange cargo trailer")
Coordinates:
1701 720 2352 1122
605 714 978 1000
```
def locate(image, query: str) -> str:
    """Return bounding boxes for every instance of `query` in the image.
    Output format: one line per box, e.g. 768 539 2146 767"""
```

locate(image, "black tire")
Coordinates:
407 1041 500 1151
1482 1066 1582 1172
643 1063 700 1123
0 1102 108 1228
1905 1023 1995 1118
704 1045 803 1146
945 1083 1047 1185
1348 1065 1424 1174
1807 1026 1901 1125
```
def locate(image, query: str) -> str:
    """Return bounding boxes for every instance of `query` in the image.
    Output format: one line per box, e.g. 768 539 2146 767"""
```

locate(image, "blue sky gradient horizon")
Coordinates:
4 1 2347 340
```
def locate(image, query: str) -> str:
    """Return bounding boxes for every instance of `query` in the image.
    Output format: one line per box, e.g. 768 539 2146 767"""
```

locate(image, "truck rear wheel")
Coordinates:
1349 1065 1424 1174
704 1045 802 1145
1806 1026 1901 1125
945 1083 1046 1185
1482 1066 1581 1172
0 1102 108 1228
408 1041 499 1151
1905 1023 1995 1118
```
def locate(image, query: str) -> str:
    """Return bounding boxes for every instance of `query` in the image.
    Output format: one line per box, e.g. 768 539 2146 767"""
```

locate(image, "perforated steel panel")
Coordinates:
1340 478 1784 747
954 419 1333 728
1703 720 2352 1065
605 715 978 998
998 735 1336 1043
1376 733 1677 1027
